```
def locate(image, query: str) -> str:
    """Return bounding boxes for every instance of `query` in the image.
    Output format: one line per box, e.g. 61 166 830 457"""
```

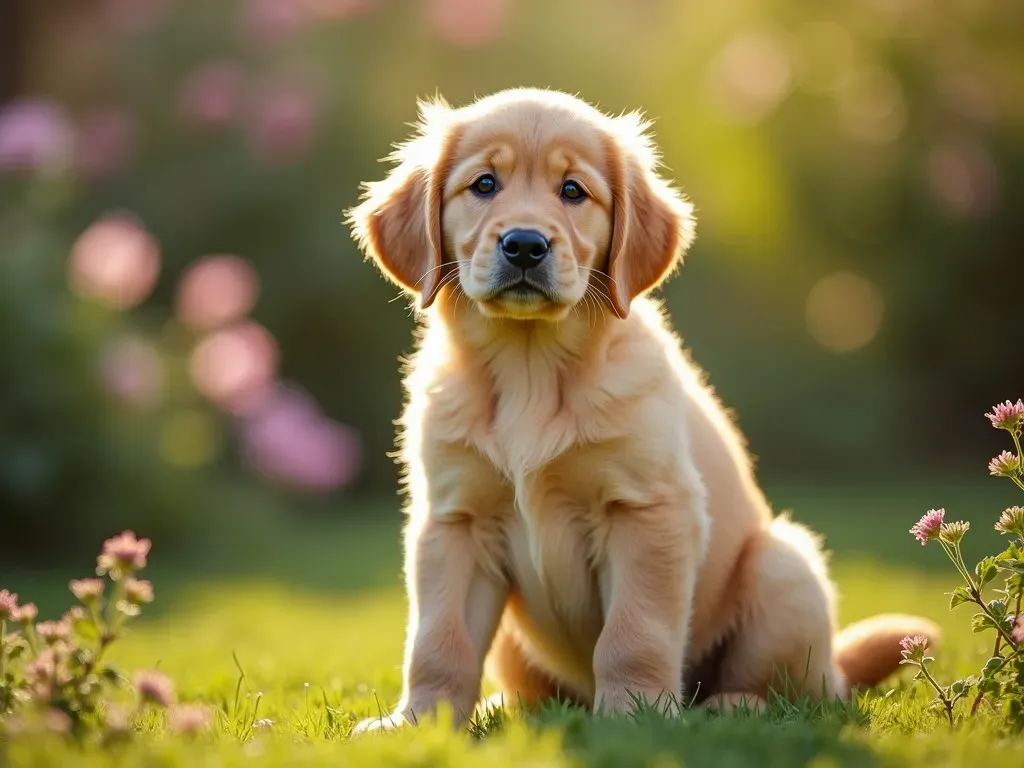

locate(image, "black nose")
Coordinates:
500 229 550 270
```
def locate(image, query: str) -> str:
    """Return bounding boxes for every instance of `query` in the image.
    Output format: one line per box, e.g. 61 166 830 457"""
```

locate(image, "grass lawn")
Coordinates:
2 476 1024 766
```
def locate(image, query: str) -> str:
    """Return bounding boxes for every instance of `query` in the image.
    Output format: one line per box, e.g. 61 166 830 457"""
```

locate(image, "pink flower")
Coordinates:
44 708 72 735
189 322 278 413
62 607 87 625
134 670 175 707
939 520 970 545
13 602 38 624
178 62 247 129
77 107 136 179
0 589 18 621
985 399 1024 431
247 81 318 163
996 507 1024 539
98 530 152 574
125 578 154 604
168 704 213 735
1013 615 1024 645
240 383 362 492
97 336 165 408
910 508 945 545
899 634 929 662
0 99 75 175
69 579 105 604
989 450 1020 477
36 620 71 645
175 255 260 331
67 213 161 311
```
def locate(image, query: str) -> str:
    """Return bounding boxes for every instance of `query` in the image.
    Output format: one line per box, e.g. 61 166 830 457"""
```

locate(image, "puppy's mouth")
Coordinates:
483 276 555 304
478 277 569 320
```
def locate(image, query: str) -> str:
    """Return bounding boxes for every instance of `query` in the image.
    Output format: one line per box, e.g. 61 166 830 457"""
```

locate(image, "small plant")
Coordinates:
0 531 212 741
898 398 1024 729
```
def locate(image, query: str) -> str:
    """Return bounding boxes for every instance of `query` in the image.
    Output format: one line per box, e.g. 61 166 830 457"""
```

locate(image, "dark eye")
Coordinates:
472 174 497 196
560 180 586 202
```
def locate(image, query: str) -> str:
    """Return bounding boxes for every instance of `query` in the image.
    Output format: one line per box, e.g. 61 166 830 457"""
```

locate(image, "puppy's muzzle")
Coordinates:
499 229 550 271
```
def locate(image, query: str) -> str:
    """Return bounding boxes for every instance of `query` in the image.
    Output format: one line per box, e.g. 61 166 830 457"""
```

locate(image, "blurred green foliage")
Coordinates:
1 0 1021 562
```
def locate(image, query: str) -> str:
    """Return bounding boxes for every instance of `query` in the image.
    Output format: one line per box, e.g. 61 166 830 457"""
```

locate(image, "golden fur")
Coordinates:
346 88 938 731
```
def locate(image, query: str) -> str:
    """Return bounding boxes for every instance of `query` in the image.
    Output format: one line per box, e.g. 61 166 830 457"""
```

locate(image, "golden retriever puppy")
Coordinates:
346 88 938 731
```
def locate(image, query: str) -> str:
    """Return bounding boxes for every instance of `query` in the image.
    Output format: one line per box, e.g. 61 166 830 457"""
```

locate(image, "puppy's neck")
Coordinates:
435 290 615 376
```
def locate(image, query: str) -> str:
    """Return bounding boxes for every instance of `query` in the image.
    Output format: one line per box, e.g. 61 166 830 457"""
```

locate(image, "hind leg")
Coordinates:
717 517 847 702
482 622 585 712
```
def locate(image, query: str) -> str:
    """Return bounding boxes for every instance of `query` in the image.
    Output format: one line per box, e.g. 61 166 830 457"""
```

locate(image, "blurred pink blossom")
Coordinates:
190 322 278 413
926 135 1000 218
240 383 361 493
97 336 165 407
77 107 136 179
103 0 172 33
176 255 260 331
247 81 318 163
241 0 311 47
0 99 75 175
428 0 507 47
178 62 247 130
68 213 161 310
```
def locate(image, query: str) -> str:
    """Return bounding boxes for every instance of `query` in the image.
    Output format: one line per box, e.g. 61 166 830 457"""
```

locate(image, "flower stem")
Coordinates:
1009 432 1024 491
971 634 1002 716
917 661 955 727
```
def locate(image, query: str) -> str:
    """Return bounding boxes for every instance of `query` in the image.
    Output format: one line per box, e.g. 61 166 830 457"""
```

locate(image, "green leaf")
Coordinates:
978 677 1002 695
949 586 972 609
982 656 1004 677
72 617 100 642
976 557 999 586
988 599 1008 618
972 613 997 633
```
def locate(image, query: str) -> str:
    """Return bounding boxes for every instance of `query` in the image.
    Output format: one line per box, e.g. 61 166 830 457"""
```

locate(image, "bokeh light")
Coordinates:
835 66 907 145
247 80 318 163
0 99 75 175
428 0 508 47
805 271 885 353
189 321 278 413
926 135 1000 218
76 107 136 180
240 382 362 493
710 27 793 123
178 62 247 130
176 255 260 332
97 336 165 408
67 213 161 310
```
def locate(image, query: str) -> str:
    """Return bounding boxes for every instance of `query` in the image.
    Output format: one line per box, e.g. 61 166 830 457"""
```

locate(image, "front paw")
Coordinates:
352 710 415 735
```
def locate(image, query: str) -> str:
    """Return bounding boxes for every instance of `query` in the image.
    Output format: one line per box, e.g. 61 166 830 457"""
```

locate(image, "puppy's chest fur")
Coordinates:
418 335 668 691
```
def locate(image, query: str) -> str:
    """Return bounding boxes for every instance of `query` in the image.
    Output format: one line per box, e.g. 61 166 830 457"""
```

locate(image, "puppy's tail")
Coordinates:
834 613 941 690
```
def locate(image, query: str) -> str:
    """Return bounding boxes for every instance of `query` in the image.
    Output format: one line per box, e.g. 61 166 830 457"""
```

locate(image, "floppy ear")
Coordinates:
346 100 457 309
605 116 696 319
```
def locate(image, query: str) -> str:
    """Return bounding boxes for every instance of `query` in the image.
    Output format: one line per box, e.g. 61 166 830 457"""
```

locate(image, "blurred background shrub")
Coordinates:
0 0 1020 565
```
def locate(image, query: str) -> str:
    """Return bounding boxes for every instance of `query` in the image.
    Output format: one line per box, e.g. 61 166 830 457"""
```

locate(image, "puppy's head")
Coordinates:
348 89 695 320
